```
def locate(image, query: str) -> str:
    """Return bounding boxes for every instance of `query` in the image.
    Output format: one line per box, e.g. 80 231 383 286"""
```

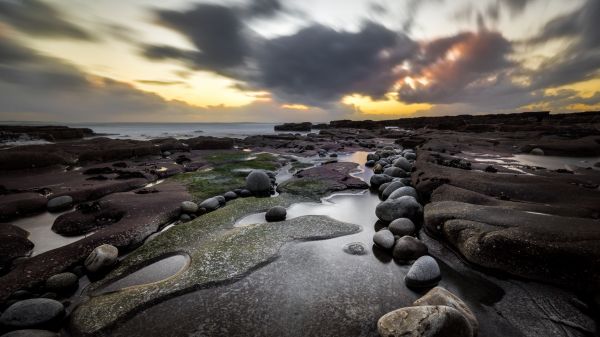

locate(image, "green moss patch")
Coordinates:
173 151 280 201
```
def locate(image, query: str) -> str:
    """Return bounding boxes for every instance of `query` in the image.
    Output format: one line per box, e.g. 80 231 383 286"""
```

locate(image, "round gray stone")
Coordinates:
393 157 412 171
246 170 272 196
47 195 73 212
388 218 416 236
383 167 408 178
223 191 238 200
530 148 544 155
393 236 428 263
84 244 118 273
405 255 441 288
0 298 64 329
388 186 418 200
375 196 423 223
198 197 220 211
180 201 198 213
265 206 286 222
373 229 395 250
45 272 78 292
381 181 405 200
370 174 393 188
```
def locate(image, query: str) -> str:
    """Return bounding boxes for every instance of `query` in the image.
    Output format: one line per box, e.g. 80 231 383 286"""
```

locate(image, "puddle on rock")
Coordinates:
8 211 90 256
95 254 190 295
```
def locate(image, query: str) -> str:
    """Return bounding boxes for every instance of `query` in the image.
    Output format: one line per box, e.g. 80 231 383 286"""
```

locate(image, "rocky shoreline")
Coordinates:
0 112 599 336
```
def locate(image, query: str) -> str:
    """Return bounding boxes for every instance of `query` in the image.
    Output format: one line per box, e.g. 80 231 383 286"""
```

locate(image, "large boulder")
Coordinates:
375 196 423 223
0 298 64 330
246 170 272 196
84 244 118 273
377 305 472 337
413 287 478 336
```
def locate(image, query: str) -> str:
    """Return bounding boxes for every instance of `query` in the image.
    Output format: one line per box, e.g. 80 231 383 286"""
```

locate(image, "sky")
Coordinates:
0 0 599 122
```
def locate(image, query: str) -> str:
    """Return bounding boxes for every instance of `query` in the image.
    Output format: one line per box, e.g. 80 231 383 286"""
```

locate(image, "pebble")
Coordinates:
388 186 419 200
343 242 368 255
375 196 423 223
198 197 220 211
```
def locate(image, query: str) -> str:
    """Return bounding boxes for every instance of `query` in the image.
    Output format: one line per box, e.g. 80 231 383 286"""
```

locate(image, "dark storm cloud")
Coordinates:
0 37 86 89
142 2 417 106
254 22 417 105
244 0 283 18
398 30 517 105
0 0 94 40
528 0 600 89
144 4 248 72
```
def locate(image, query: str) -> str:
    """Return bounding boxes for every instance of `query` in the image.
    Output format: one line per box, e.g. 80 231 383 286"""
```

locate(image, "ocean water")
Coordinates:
74 122 279 140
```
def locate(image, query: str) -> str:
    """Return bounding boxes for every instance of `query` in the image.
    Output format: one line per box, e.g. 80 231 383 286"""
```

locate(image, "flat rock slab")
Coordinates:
424 201 600 290
277 162 368 199
70 196 359 336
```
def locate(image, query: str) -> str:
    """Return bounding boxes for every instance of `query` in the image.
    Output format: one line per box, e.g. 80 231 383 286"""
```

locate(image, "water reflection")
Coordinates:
95 254 190 295
7 211 89 255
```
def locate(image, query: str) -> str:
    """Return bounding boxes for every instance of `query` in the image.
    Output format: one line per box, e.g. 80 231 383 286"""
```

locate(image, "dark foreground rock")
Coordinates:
378 305 472 337
425 201 600 291
0 224 34 272
0 182 189 301
0 298 64 330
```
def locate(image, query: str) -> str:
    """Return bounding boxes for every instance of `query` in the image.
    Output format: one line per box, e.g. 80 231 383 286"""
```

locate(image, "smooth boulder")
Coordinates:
370 174 393 188
388 186 419 201
381 181 405 200
223 191 238 200
388 218 416 236
377 305 472 337
413 287 478 336
265 206 287 222
246 170 272 196
393 236 428 263
383 167 408 178
0 298 64 329
84 244 118 273
393 157 412 171
375 196 423 223
373 229 395 250
180 201 198 213
198 197 220 211
405 256 441 288
45 272 78 292
46 196 73 212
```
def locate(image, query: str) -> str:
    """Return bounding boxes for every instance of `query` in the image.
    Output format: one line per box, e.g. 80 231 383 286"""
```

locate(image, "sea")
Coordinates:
0 122 281 147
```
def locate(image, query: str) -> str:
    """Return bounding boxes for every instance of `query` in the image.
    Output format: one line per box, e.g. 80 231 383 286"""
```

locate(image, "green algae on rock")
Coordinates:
70 196 360 336
173 151 280 201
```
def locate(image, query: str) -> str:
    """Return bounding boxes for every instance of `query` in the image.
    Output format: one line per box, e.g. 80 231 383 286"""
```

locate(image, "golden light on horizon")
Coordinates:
281 104 310 110
342 93 432 115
